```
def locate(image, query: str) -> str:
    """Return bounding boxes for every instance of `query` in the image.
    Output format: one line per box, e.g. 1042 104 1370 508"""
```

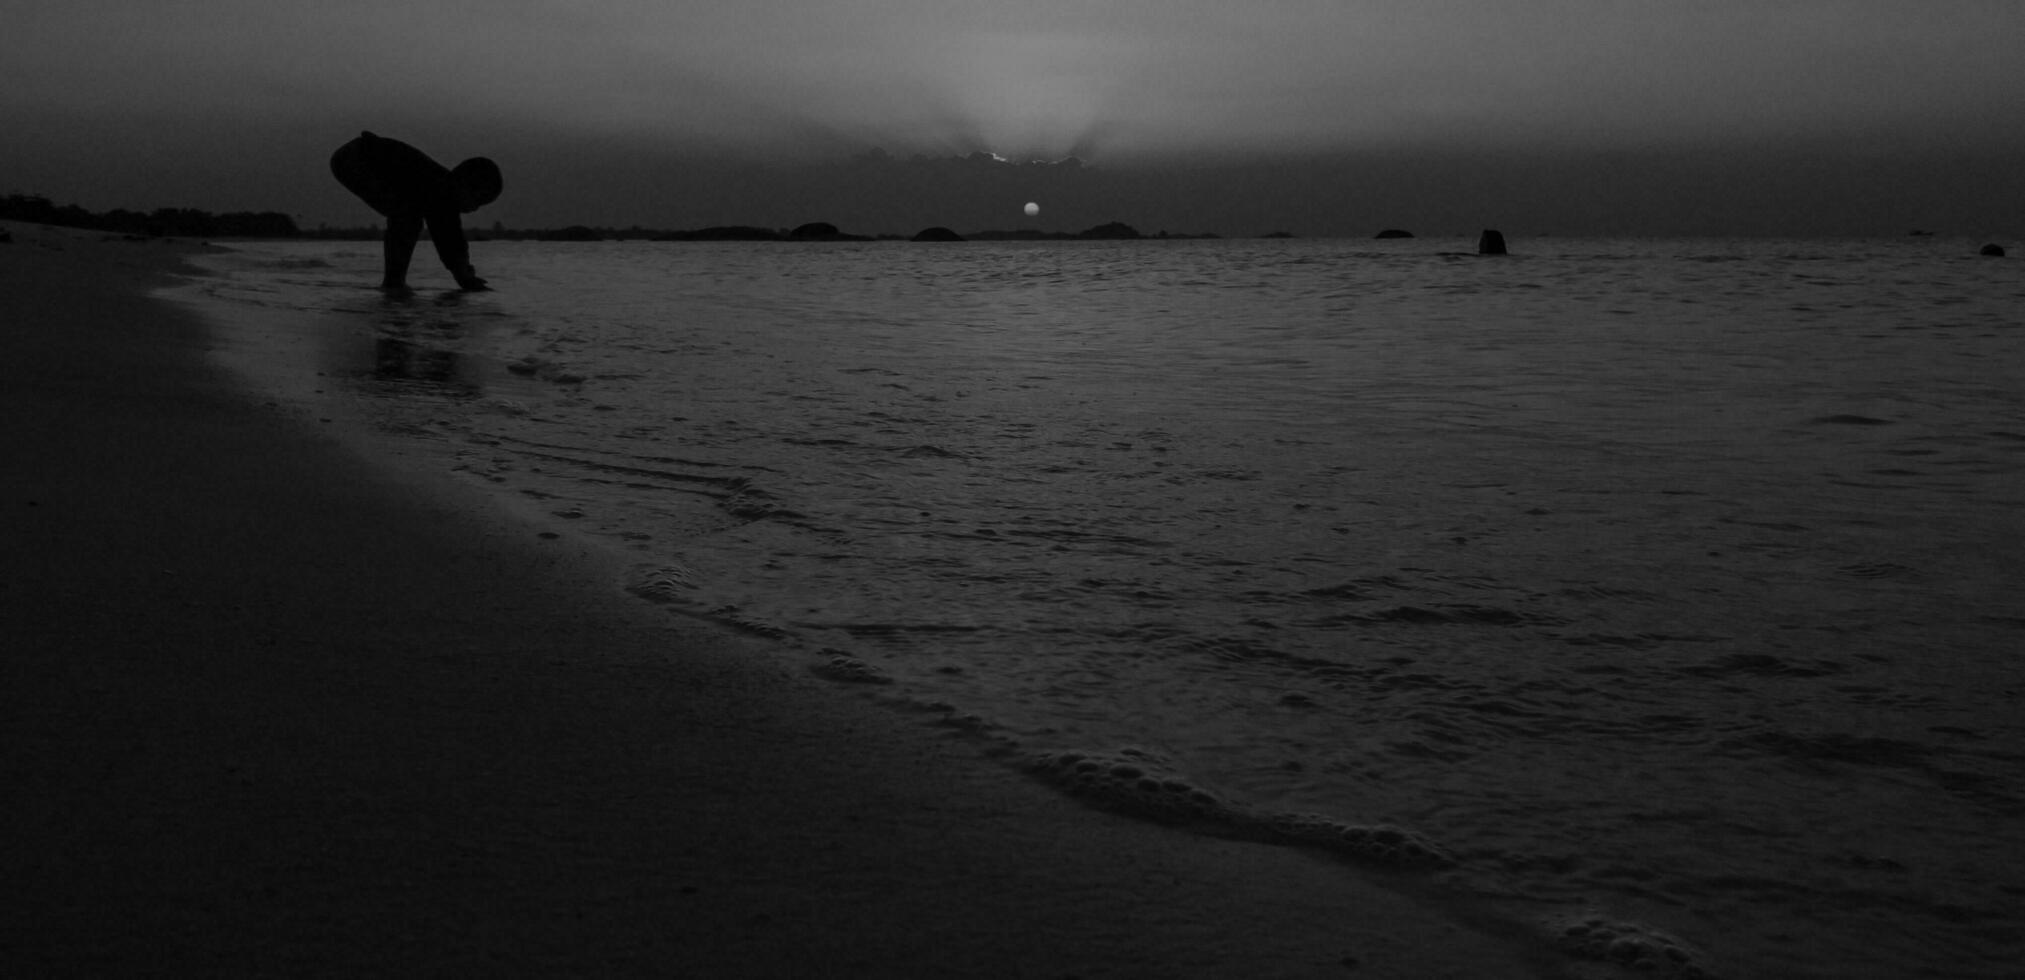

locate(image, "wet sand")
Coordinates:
0 222 1565 978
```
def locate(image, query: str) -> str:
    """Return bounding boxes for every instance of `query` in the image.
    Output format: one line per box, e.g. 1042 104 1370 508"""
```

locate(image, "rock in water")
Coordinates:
1477 229 1508 255
787 222 873 242
1077 221 1142 240
1980 243 2006 257
1374 228 1414 239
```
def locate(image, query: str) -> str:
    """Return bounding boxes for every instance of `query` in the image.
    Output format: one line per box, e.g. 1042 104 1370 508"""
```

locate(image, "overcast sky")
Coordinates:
5 1 2021 236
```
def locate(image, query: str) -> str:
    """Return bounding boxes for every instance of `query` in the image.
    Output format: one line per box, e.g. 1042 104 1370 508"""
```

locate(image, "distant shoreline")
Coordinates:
10 192 2012 245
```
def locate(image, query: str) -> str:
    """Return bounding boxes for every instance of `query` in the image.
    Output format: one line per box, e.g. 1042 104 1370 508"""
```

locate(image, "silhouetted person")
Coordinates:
330 131 501 291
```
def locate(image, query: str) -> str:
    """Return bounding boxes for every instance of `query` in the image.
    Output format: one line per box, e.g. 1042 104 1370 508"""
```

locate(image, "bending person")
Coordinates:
330 131 501 291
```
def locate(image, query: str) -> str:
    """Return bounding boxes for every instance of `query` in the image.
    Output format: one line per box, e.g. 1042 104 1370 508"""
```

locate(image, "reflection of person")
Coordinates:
330 131 501 291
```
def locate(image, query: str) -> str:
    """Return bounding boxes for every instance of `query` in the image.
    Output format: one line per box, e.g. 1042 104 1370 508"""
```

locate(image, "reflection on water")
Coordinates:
371 336 466 388
344 289 498 395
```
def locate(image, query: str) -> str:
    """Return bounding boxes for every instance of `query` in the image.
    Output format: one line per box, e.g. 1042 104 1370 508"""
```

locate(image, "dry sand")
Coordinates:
1 222 1570 978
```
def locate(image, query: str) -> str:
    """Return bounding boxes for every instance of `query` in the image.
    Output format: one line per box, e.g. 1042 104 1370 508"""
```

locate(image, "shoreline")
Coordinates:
1 222 1567 977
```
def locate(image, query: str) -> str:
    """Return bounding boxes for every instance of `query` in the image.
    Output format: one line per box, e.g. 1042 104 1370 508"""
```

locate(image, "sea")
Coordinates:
174 235 2024 979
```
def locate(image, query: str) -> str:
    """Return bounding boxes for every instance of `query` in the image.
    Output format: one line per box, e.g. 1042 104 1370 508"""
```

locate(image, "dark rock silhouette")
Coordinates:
1477 229 1508 255
1374 229 1414 239
911 226 965 242
787 222 873 242
539 225 603 242
1979 243 2006 257
1078 221 1142 240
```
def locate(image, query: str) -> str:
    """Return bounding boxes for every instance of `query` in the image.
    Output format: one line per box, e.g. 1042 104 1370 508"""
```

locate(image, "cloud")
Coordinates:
8 0 2022 161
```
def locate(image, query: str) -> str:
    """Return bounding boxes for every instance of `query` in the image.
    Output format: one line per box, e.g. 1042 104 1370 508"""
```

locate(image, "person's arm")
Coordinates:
424 210 487 290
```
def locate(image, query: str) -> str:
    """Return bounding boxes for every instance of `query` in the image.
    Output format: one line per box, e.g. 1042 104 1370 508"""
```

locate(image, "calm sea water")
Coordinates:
182 236 2024 978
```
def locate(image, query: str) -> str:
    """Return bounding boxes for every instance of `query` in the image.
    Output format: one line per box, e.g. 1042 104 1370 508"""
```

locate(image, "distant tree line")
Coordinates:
2 193 300 238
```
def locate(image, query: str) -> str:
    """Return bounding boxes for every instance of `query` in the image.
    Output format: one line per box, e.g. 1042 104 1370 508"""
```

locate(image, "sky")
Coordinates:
4 0 2022 237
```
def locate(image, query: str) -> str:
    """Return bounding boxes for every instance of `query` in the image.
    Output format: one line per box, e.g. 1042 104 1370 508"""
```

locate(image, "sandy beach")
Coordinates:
0 222 1569 978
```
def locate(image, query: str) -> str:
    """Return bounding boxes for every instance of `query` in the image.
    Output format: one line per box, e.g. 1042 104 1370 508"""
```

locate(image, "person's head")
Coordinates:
450 157 502 213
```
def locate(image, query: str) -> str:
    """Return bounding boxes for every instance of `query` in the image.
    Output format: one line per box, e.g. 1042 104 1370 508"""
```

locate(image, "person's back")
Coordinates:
330 132 501 291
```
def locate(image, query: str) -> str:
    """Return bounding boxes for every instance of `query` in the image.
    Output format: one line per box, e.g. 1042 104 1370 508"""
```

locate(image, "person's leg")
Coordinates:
381 214 423 290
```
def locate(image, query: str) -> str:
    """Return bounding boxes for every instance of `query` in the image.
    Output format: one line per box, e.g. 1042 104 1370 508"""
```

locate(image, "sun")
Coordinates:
1023 202 1040 217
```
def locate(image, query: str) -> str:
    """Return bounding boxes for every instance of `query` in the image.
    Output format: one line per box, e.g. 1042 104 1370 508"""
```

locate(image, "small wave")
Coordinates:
1839 561 1915 579
1549 914 1712 979
1562 633 1669 649
1678 653 1847 679
1026 748 1233 825
828 622 984 638
1000 526 1172 550
1029 748 1722 976
626 563 700 602
808 651 893 685
702 605 794 639
1026 748 1454 870
627 566 797 638
1555 584 1662 603
1720 730 1931 767
1300 581 1383 600
1319 604 1565 627
502 356 587 385
511 445 754 495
